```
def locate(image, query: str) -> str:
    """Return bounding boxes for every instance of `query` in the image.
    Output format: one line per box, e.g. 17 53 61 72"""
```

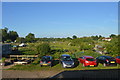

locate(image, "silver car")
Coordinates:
60 54 75 68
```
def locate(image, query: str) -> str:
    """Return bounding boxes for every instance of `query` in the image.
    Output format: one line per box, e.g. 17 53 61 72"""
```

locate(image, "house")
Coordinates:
102 38 112 41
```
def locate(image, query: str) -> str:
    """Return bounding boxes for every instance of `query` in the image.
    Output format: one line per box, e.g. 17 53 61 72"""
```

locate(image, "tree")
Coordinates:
8 31 19 42
67 37 72 40
36 43 51 57
72 35 77 39
16 37 26 43
110 34 117 38
25 33 35 42
1 27 19 42
91 35 99 40
104 37 120 55
1 27 9 42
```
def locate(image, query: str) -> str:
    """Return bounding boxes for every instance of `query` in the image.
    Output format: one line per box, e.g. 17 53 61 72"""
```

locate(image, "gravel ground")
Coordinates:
2 70 61 78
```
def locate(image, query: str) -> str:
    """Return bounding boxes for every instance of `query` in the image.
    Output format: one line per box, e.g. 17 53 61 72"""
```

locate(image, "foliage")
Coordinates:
2 57 6 62
1 27 19 42
72 35 77 39
110 34 117 38
104 37 119 55
32 58 40 65
70 37 94 51
74 50 103 58
36 43 51 57
67 37 72 40
8 31 19 42
1 27 9 42
25 33 35 43
16 37 26 43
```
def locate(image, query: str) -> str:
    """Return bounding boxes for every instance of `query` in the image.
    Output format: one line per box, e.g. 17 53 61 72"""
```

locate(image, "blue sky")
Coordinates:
2 2 118 38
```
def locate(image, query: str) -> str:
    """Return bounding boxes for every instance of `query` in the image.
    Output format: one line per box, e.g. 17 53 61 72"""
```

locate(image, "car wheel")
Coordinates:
95 63 99 67
103 63 107 67
50 64 52 67
40 65 42 67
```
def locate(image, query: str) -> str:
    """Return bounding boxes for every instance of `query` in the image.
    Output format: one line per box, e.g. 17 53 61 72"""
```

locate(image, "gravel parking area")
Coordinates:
2 70 61 78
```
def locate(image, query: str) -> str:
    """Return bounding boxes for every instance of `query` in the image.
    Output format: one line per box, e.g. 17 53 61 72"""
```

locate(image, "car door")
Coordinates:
96 57 103 63
99 57 106 64
80 57 85 63
116 56 120 64
78 57 83 63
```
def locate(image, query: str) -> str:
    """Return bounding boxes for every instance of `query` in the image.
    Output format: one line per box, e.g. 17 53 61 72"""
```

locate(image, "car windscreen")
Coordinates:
42 56 51 61
116 56 120 59
62 56 72 61
105 56 114 59
86 58 95 61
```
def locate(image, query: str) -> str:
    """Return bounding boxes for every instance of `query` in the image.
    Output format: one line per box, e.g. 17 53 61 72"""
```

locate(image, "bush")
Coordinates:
2 57 6 62
32 58 40 65
36 43 51 57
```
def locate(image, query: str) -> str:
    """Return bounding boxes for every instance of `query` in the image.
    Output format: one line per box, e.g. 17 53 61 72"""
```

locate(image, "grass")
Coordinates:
74 50 103 58
7 62 120 71
9 41 120 71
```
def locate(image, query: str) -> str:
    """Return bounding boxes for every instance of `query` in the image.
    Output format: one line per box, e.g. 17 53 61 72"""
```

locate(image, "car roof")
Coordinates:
98 56 113 58
101 56 112 58
61 54 70 57
83 56 94 58
43 56 52 58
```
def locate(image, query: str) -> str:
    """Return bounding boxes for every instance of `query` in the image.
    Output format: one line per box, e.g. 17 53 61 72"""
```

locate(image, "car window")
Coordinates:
86 58 95 61
98 57 102 59
98 57 105 60
116 56 120 59
63 58 72 61
103 56 115 60
105 56 113 59
79 57 83 59
102 57 105 59
42 56 51 60
62 56 72 61
82 57 85 59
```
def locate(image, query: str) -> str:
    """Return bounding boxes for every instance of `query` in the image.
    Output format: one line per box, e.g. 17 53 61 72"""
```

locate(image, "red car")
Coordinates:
78 56 97 67
115 56 120 64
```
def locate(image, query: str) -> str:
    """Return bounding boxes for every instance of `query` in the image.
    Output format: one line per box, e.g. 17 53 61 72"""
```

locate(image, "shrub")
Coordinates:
36 43 51 57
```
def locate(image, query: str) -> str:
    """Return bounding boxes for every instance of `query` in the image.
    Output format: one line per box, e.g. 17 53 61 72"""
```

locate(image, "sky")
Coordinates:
2 2 118 38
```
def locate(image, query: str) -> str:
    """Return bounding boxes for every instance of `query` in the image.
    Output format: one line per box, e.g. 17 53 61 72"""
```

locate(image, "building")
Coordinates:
102 38 112 41
2 44 12 57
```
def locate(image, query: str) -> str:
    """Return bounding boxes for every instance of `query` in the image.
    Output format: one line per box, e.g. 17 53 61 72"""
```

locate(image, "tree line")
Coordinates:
1 27 119 43
1 27 119 56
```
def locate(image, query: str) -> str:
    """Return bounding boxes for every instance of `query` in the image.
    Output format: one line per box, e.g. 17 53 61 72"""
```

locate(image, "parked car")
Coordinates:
96 56 117 66
40 56 53 67
115 56 120 64
60 54 75 68
78 56 97 67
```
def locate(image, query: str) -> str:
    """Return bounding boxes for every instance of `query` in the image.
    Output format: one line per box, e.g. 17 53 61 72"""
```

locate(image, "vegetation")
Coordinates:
1 27 119 72
1 27 120 71
1 27 19 42
36 43 51 57
25 33 35 43
1 57 6 62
